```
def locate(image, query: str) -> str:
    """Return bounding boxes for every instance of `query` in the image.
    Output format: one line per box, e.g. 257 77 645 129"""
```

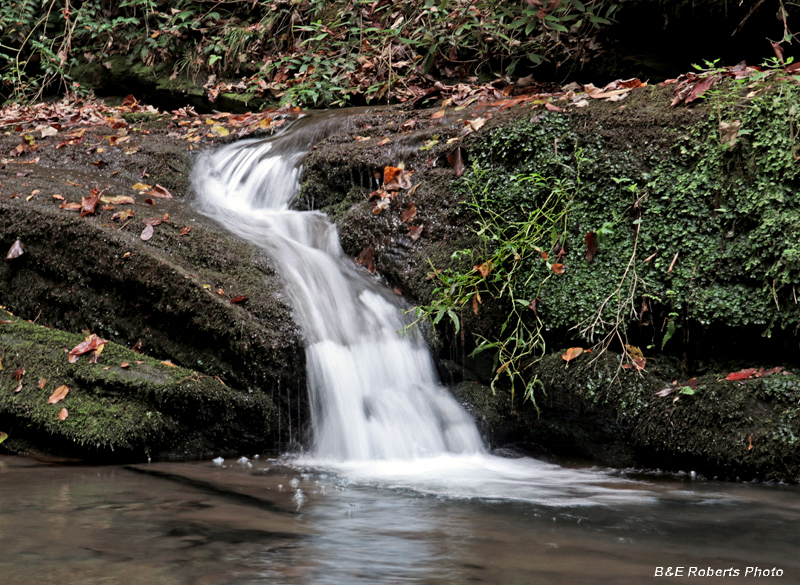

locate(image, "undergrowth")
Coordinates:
417 74 800 402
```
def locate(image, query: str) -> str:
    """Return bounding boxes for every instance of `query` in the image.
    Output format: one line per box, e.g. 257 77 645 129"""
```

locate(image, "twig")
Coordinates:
667 251 679 272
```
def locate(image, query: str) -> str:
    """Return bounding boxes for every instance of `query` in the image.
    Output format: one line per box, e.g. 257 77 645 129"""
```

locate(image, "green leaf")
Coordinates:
0 431 7 444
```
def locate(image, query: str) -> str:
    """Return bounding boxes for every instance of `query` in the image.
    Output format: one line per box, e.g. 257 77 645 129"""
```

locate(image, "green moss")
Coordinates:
0 309 275 459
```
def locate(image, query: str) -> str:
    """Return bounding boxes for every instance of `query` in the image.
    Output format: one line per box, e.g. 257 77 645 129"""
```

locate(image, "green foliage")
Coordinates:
416 78 800 400
414 159 580 403
2 0 624 105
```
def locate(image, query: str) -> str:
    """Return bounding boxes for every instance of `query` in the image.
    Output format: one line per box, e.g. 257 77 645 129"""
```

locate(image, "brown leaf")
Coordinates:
161 360 177 367
58 407 69 421
685 75 719 104
474 261 493 277
551 263 566 274
120 362 130 368
356 246 376 274
68 334 107 363
585 231 598 262
59 202 82 211
562 347 583 362
429 110 445 119
101 195 135 205
142 217 163 226
401 202 417 224
131 183 152 192
725 368 759 381
146 184 173 199
545 102 563 112
447 146 465 178
747 435 753 450
38 378 46 390
179 226 192 236
144 198 156 205
112 209 135 222
48 385 69 404
13 383 22 393
12 368 25 380
6 239 24 261
140 224 154 241
230 295 248 304
80 194 99 217
409 225 423 242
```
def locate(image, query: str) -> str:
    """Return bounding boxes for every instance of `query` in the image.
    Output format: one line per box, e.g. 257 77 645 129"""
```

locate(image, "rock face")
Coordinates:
0 121 305 460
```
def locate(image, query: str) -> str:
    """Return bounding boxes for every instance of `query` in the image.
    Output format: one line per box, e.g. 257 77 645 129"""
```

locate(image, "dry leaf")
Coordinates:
474 261 493 277
6 239 24 261
38 378 46 390
58 408 68 421
146 184 173 199
68 334 107 363
551 263 566 274
562 347 583 362
141 224 154 241
48 385 69 404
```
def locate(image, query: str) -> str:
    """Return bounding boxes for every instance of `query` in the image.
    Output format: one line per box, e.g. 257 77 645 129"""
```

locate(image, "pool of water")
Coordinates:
2 453 798 584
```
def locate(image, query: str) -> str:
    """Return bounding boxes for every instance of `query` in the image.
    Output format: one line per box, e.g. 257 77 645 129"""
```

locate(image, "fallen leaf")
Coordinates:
161 360 177 367
6 239 24 261
0 431 7 444
144 198 156 205
748 435 753 450
120 362 130 368
430 110 445 119
100 195 135 205
409 225 423 242
12 368 25 380
725 368 759 381
401 202 417 223
467 117 487 132
384 166 403 185
80 193 100 217
356 246 376 273
13 384 22 393
474 261 493 277
38 378 46 389
719 120 741 147
48 385 69 404
632 357 646 371
209 125 230 137
68 334 107 363
585 231 598 262
131 183 152 192
551 263 565 274
625 344 644 359
58 408 68 421
146 184 173 199
230 295 248 303
545 102 563 112
562 347 583 362
179 226 192 236
52 194 65 200
112 209 135 222
140 224 154 241
59 202 82 211
142 217 163 226
447 146 465 178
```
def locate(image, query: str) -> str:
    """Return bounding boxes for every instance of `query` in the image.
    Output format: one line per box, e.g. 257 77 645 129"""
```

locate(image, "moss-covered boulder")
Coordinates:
0 310 275 459
0 116 305 459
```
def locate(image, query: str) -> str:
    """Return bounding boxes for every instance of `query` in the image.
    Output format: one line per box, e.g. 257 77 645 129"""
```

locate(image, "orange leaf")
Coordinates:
429 110 445 119
161 360 177 367
48 385 69 404
474 261 493 277
562 347 583 362
551 263 566 274
748 435 753 450
632 357 646 371
58 408 69 421
384 166 403 184
38 378 46 390
146 184 173 199
120 362 130 368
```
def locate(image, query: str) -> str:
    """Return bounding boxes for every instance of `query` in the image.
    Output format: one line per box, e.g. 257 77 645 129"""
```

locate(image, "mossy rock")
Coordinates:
0 310 275 459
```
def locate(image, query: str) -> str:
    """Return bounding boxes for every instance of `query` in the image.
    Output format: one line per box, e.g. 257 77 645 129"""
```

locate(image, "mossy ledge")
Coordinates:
454 352 800 482
0 310 275 460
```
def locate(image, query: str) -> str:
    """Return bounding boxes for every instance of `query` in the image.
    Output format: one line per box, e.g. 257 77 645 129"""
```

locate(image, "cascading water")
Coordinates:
193 111 483 461
192 110 656 504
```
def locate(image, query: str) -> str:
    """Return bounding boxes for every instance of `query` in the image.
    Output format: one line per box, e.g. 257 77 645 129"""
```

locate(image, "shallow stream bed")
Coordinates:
2 453 798 585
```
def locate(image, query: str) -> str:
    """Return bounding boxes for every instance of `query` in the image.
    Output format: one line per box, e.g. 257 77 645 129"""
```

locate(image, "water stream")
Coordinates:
191 109 658 505
2 109 798 584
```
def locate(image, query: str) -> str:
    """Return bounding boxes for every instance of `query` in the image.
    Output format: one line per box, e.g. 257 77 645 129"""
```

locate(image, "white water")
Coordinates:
192 112 657 504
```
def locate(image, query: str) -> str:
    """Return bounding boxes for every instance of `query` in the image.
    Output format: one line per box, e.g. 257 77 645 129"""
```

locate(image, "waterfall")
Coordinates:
192 111 484 461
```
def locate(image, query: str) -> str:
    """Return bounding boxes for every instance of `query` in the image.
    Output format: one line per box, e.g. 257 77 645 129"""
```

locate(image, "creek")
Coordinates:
2 109 798 584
